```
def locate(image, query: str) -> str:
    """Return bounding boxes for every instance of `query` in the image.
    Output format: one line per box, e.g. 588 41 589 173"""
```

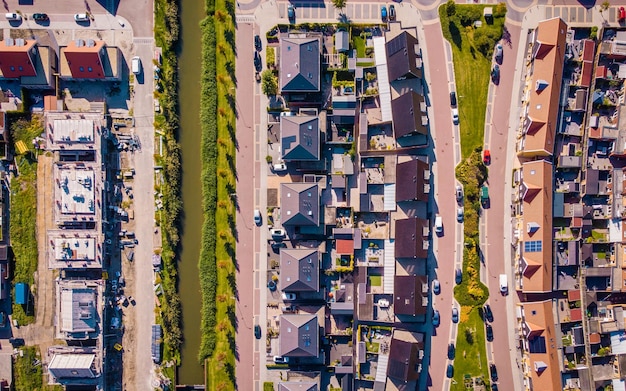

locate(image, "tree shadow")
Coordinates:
225 241 236 260
226 0 236 21
226 153 237 180
227 123 239 150
227 272 239 299
502 25 512 47
448 21 462 49
464 328 474 344
226 93 238 119
225 60 237 87
227 212 239 241
224 29 237 56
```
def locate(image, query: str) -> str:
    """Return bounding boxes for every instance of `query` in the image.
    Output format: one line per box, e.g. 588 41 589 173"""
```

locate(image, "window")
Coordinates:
9 66 14 71
524 240 542 253
18 66 23 71
79 66 85 72
88 67 93 72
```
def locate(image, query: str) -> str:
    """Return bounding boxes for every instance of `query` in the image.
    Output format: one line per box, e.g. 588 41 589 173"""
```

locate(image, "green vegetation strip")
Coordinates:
13 345 64 391
200 0 239 390
153 0 183 381
10 116 43 326
451 308 490 389
439 2 506 158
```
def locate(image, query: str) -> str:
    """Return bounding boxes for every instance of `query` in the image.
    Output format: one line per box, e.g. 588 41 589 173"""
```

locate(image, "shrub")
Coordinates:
493 2 507 18
261 70 278 96
266 47 275 67
446 0 456 16
456 6 482 26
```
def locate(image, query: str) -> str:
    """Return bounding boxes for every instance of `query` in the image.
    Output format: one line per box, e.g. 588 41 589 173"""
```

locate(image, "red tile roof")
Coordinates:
0 39 37 78
336 239 354 255
64 40 106 79
568 289 581 301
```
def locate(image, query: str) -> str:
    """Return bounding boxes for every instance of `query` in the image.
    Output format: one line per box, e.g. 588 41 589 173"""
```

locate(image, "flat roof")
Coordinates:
48 231 101 269
52 119 95 144
56 166 96 216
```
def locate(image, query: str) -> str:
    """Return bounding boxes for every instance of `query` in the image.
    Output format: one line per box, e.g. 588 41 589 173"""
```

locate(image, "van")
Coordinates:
434 215 443 233
499 274 508 294
131 56 142 74
5 13 21 21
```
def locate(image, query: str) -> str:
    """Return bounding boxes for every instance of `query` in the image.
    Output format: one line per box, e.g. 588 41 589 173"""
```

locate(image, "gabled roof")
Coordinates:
48 354 97 379
280 249 319 292
395 158 429 202
520 160 553 293
278 382 318 391
521 301 562 391
394 275 428 316
64 39 106 79
520 17 567 157
279 314 319 357
0 38 37 78
281 183 320 226
392 91 428 138
386 31 421 81
394 218 429 259
387 338 421 382
280 37 321 92
281 115 320 161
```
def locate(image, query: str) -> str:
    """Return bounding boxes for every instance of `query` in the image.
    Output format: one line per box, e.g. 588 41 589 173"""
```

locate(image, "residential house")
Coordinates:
279 314 320 358
60 39 120 80
518 160 553 293
394 218 429 259
47 347 101 387
278 383 318 391
0 38 54 89
391 91 428 138
280 249 320 292
280 37 321 93
394 275 428 318
281 183 320 226
281 115 320 161
385 31 422 81
519 17 567 158
519 301 562 391
395 158 430 202
385 329 424 387
56 280 102 340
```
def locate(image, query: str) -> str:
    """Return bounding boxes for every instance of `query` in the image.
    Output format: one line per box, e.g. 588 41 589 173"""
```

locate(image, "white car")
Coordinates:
253 209 262 225
457 207 464 222
281 292 296 301
273 356 289 364
74 13 89 22
434 215 443 233
451 109 459 125
5 13 21 21
273 162 287 172
271 228 286 239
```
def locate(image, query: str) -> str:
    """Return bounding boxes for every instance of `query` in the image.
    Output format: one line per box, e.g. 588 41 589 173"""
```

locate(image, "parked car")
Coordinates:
483 149 491 165
452 307 459 323
450 91 457 107
282 292 296 301
432 309 440 327
455 268 462 284
273 356 289 364
434 215 443 233
486 324 493 341
381 5 387 21
254 324 261 339
287 5 295 22
5 13 21 21
389 4 396 20
271 228 286 239
491 384 498 391
447 343 455 360
491 64 500 83
254 34 262 51
455 184 463 203
494 43 503 63
452 108 459 124
281 304 296 312
273 162 287 172
8 338 25 348
484 304 494 322
432 279 441 295
457 207 464 223
32 13 48 22
490 364 498 381
131 56 142 74
254 51 262 72
620 6 626 21
254 209 262 226
0 311 6 328
446 364 454 378
74 13 89 22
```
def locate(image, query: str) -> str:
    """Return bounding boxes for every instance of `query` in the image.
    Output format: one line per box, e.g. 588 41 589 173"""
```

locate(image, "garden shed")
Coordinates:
335 30 349 53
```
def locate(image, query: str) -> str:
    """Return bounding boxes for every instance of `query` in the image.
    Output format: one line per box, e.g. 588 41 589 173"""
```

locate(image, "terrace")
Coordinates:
354 212 389 239
53 164 101 226
48 230 102 269
366 124 395 151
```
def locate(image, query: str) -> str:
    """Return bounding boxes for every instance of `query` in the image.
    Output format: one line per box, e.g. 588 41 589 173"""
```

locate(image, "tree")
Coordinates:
601 0 611 12
493 2 507 17
261 70 278 96
332 0 347 11
446 0 456 17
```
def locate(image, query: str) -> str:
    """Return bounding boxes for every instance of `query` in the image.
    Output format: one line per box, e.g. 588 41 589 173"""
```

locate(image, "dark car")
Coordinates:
486 324 493 342
33 13 49 22
287 4 295 22
254 35 262 51
254 324 261 339
450 91 457 107
447 343 455 360
455 268 462 284
9 338 25 348
389 5 396 21
492 384 498 391
254 51 262 72
491 64 500 84
446 364 454 378
490 364 498 382
484 304 494 322
432 309 440 327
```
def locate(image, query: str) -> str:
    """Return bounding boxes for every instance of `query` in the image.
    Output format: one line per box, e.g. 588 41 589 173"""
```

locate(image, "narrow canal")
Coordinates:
177 0 205 384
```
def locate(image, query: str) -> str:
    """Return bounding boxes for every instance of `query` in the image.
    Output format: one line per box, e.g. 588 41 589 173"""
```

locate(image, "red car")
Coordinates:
620 7 626 21
483 149 491 165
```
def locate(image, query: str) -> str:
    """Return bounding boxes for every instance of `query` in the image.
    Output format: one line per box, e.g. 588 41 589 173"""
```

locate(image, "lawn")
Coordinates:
451 307 490 390
439 4 506 158
368 275 382 286
352 33 366 58
13 345 62 391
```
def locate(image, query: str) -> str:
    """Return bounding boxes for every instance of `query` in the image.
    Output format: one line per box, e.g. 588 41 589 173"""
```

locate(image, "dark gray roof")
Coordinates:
396 158 429 202
394 275 428 316
280 37 321 92
278 382 318 391
281 115 320 161
281 183 320 226
386 31 421 81
280 249 319 292
387 337 422 382
279 314 319 357
395 218 429 258
0 245 8 261
392 91 428 138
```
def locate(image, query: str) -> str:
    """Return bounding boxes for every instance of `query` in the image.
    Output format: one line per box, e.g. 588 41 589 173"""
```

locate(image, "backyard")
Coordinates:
440 2 507 158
